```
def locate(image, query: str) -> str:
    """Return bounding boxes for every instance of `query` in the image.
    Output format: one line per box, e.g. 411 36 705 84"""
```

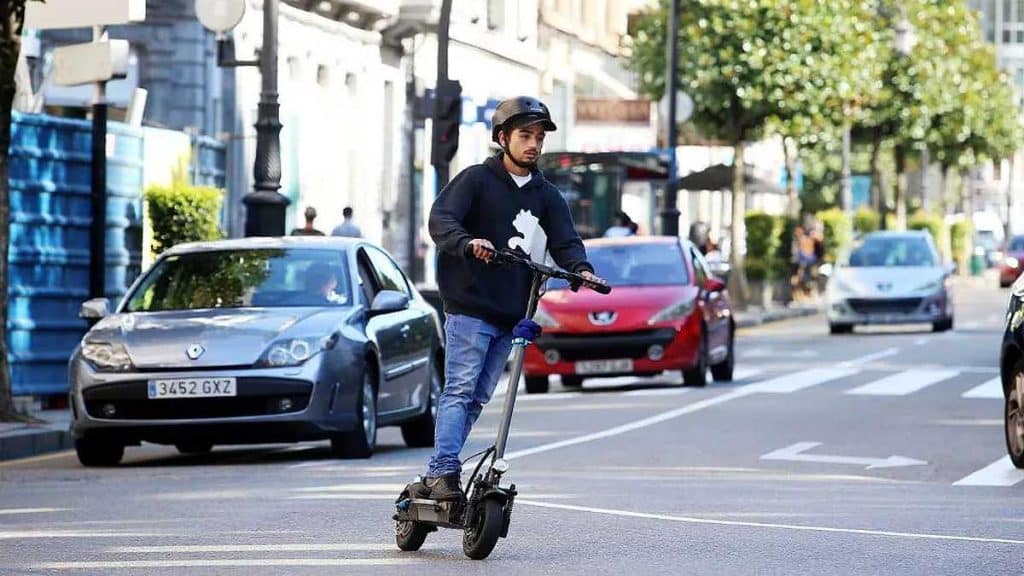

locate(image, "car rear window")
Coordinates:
548 242 689 290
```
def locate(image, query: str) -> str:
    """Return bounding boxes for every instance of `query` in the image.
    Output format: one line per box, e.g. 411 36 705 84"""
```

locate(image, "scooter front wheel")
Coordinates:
395 520 430 551
462 499 504 560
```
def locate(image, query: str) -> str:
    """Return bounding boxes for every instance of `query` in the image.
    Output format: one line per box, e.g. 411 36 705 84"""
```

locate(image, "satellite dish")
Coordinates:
196 0 245 33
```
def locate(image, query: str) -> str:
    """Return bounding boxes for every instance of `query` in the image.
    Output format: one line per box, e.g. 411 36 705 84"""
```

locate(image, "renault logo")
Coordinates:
186 344 205 360
589 311 617 326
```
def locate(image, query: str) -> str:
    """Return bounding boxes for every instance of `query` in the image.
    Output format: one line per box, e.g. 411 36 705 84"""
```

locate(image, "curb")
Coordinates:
0 426 73 462
736 306 820 329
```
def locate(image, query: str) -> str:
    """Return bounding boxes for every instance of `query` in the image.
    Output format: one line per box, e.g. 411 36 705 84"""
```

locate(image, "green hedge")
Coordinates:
907 212 944 245
744 212 782 281
815 208 851 264
950 220 972 271
854 207 881 235
145 183 225 254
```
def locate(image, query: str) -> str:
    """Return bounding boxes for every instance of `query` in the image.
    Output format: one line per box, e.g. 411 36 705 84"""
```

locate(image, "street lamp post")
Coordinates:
199 0 289 237
660 0 681 237
242 0 289 236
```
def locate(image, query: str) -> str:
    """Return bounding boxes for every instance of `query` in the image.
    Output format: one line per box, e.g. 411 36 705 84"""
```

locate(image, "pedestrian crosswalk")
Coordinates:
845 369 960 396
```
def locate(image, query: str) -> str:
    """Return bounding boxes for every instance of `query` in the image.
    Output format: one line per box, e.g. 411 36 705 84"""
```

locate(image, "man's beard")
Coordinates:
507 148 537 169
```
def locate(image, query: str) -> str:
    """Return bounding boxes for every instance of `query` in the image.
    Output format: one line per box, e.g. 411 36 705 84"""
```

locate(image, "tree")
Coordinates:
0 0 29 421
630 0 875 304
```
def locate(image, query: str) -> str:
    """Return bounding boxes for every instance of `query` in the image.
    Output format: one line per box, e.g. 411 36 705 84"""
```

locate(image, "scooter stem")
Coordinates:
493 271 545 460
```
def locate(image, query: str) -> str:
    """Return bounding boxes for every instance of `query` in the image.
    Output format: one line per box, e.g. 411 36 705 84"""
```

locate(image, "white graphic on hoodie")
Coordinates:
508 209 548 263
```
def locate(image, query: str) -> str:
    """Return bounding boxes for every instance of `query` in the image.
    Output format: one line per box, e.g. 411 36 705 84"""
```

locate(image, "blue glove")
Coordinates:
512 319 542 342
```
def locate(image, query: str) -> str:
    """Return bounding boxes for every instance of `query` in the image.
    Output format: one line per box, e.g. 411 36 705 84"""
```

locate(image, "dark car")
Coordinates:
999 275 1024 468
999 235 1024 288
69 237 443 466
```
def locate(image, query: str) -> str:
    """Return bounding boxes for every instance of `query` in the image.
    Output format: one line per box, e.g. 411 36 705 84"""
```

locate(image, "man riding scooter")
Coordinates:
413 96 604 502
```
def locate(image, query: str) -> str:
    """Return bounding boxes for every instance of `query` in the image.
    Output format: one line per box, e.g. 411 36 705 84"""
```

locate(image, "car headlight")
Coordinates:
256 337 325 368
533 307 560 329
915 279 942 293
1006 256 1019 268
831 278 856 295
81 342 134 372
648 297 696 325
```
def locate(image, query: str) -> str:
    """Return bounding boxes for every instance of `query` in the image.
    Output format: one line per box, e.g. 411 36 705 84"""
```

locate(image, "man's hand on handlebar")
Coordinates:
467 239 496 262
579 270 606 287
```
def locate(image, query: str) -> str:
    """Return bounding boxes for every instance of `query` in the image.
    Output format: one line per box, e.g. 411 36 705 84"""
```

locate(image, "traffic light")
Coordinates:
431 79 462 166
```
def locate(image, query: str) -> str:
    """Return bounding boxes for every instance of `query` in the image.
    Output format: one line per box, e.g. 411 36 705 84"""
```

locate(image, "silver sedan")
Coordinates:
826 231 954 334
69 237 443 466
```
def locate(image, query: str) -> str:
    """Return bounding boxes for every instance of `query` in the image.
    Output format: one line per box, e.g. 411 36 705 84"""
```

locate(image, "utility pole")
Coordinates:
660 0 681 237
431 0 460 195
89 25 108 300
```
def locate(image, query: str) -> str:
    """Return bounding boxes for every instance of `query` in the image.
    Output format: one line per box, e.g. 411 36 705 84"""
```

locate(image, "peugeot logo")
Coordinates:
876 282 893 292
589 311 617 326
186 344 205 360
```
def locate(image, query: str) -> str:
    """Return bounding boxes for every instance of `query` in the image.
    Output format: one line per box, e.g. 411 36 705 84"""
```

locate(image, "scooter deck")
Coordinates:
395 498 464 529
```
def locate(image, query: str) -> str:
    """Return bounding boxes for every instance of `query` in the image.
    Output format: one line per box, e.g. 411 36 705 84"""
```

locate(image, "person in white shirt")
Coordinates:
331 206 363 238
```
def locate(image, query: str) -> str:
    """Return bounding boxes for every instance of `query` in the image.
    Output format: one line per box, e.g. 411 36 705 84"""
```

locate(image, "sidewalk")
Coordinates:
735 302 821 328
0 409 73 462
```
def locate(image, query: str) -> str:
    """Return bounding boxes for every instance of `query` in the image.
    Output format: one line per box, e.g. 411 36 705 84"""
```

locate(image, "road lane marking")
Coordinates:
0 450 73 467
0 508 69 515
953 457 1024 487
292 483 405 493
288 494 398 500
0 530 177 539
105 544 393 553
963 377 1003 399
913 337 930 346
517 500 1024 546
845 369 959 396
760 442 927 470
747 368 859 394
35 559 413 569
838 348 900 368
504 388 752 460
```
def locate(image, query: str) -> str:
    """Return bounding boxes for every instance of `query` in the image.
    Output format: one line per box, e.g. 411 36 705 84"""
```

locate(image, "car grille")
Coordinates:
82 378 313 420
847 298 924 315
534 329 677 361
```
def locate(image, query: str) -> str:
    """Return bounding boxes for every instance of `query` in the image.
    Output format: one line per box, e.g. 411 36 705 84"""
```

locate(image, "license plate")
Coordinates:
574 359 634 375
147 378 237 399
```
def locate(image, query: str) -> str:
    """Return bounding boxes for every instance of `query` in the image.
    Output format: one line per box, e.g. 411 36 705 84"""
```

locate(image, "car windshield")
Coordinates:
124 248 351 312
548 242 689 290
1009 236 1024 252
846 236 936 268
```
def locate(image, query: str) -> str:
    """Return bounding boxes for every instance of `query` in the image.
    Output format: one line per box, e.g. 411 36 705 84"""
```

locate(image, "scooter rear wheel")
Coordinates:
462 499 504 560
395 520 429 551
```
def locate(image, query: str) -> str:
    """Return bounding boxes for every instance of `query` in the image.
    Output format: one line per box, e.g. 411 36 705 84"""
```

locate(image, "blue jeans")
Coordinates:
427 313 514 477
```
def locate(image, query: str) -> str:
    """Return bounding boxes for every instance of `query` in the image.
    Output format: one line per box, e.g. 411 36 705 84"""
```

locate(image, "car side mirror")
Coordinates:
369 290 410 317
79 298 110 319
703 277 726 293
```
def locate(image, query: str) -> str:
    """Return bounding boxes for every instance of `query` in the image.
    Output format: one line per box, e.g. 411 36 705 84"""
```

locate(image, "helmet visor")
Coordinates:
508 113 557 133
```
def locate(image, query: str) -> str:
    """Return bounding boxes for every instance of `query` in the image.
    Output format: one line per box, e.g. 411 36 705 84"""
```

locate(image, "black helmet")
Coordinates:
491 96 557 143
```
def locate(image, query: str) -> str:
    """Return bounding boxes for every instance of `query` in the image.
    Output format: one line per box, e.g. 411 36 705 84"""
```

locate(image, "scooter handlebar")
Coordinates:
481 247 611 295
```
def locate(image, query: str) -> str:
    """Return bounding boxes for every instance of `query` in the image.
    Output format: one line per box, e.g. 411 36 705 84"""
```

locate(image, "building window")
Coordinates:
317 65 330 88
1005 28 1013 43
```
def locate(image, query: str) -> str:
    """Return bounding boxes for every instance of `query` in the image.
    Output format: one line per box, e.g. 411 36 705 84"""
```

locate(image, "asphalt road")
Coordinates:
2 277 1022 575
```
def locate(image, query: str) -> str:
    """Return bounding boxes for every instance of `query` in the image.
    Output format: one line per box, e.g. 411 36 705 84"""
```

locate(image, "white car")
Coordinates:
826 231 954 334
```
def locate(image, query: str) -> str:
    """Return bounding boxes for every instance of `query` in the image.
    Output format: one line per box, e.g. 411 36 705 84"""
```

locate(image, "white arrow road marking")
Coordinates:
846 369 959 396
953 457 1024 487
760 442 927 470
516 500 1024 546
962 377 1003 399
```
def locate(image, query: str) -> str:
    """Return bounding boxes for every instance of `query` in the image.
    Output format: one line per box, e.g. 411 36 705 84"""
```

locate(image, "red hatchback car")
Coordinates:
523 236 735 394
1000 235 1024 288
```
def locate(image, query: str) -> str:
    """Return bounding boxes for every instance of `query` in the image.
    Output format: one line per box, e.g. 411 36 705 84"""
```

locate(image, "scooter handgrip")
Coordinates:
589 281 612 295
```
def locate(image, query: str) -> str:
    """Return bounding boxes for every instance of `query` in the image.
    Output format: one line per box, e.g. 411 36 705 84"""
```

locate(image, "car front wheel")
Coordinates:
75 437 124 467
1006 362 1024 469
331 371 377 459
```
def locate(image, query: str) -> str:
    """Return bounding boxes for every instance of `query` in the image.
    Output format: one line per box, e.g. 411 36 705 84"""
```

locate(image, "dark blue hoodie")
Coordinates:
428 152 593 328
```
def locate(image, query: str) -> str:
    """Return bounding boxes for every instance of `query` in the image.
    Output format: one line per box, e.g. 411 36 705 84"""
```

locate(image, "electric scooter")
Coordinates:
393 247 611 560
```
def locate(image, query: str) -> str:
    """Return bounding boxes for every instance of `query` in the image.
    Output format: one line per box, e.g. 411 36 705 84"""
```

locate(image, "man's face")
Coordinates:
500 123 546 166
